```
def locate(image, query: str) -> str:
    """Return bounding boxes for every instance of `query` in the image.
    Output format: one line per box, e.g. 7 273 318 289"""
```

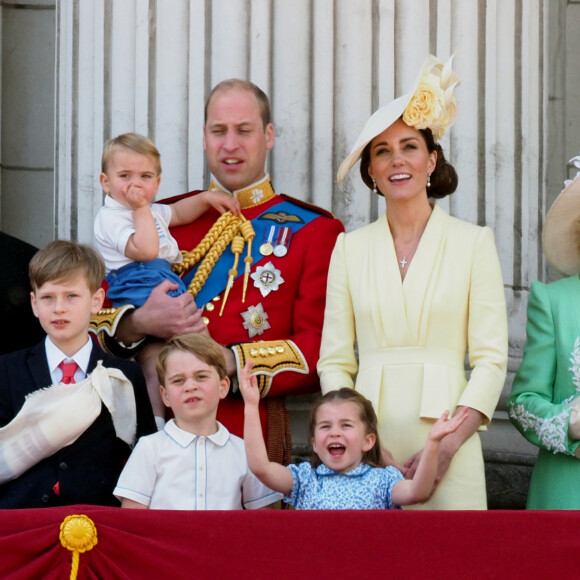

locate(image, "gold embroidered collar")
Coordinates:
208 175 277 209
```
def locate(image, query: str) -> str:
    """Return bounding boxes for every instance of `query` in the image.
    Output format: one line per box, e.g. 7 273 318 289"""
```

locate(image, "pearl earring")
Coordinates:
427 173 431 188
372 179 377 194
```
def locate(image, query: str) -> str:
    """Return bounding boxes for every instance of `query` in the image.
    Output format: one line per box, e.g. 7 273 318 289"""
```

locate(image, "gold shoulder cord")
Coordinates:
172 212 255 315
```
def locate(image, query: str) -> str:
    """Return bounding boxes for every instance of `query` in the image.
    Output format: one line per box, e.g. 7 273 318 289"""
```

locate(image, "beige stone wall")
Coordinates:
565 2 580 201
0 0 55 247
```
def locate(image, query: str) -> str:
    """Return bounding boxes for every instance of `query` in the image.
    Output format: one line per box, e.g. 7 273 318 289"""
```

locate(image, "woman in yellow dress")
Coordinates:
317 55 508 509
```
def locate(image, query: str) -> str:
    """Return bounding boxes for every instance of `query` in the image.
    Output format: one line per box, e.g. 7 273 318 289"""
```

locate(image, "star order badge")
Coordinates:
250 261 285 297
241 303 271 338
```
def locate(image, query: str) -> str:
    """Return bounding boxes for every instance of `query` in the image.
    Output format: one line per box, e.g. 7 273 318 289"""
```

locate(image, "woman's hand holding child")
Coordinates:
428 407 469 443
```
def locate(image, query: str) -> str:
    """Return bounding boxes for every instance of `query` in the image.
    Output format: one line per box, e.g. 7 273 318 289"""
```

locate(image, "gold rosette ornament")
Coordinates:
402 54 460 139
59 514 98 580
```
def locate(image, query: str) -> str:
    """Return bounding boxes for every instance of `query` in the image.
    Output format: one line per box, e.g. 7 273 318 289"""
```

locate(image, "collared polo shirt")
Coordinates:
114 419 281 509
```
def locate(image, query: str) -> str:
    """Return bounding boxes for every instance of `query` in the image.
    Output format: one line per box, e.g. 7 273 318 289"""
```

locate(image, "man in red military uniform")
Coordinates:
91 79 344 463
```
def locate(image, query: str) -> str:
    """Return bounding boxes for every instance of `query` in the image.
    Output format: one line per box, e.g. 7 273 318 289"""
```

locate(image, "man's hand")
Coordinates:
116 280 205 343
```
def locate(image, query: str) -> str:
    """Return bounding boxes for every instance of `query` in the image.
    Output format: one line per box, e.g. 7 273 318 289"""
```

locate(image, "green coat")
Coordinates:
508 275 580 509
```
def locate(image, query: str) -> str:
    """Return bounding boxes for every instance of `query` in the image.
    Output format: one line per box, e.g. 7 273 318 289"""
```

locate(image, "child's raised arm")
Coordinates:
170 191 241 227
240 361 293 495
390 407 469 507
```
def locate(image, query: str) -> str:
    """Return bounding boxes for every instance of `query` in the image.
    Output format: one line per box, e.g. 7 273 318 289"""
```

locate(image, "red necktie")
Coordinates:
59 360 78 384
53 360 79 496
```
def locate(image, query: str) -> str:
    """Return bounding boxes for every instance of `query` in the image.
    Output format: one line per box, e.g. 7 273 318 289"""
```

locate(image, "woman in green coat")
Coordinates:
509 176 580 509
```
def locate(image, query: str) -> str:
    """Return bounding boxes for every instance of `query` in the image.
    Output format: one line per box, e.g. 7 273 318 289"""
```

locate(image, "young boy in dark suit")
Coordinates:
0 240 156 508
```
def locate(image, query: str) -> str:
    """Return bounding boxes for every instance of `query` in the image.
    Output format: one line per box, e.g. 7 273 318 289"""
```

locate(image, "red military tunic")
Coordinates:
91 177 344 462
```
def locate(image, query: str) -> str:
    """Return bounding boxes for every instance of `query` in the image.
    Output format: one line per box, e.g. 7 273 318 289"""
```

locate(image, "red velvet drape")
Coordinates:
0 507 575 579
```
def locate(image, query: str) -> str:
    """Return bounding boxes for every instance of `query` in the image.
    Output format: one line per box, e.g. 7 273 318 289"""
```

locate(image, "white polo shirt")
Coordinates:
94 196 182 273
114 419 281 510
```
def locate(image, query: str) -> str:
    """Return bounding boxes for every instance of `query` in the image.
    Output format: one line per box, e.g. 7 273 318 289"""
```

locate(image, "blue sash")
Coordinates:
181 200 320 306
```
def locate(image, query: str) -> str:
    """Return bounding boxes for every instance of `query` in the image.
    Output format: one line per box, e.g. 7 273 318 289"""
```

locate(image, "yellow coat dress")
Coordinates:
317 204 508 509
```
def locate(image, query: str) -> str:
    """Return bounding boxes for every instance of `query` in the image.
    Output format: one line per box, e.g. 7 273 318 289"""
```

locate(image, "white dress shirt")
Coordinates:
45 336 92 384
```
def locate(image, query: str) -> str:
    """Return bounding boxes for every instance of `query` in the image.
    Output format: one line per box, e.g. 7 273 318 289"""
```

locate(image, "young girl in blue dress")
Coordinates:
240 361 467 509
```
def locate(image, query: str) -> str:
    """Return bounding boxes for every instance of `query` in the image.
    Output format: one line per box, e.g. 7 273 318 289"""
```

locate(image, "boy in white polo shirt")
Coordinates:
114 333 281 509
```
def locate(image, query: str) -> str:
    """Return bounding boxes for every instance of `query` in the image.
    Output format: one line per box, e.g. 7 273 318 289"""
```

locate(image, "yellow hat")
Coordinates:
337 54 460 182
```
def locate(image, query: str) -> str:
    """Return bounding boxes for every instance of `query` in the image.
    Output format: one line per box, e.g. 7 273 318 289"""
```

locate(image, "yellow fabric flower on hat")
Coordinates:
403 54 460 139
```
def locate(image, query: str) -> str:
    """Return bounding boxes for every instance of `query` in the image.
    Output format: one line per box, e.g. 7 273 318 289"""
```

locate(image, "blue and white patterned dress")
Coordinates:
284 462 404 509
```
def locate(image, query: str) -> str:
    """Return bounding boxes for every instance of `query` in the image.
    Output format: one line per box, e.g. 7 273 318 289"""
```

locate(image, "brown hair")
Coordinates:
308 388 384 469
29 240 105 293
204 79 271 129
359 122 458 199
156 333 228 385
101 132 162 175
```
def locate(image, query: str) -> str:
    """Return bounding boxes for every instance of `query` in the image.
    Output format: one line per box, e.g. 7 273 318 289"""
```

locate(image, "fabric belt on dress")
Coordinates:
357 346 466 421
359 346 463 368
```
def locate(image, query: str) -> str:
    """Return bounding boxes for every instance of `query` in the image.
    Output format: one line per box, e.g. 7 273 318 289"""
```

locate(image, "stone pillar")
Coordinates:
1 0 55 247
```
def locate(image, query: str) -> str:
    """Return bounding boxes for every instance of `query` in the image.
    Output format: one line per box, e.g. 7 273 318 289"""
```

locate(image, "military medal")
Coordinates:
273 227 292 257
251 261 285 297
241 303 271 338
259 225 276 256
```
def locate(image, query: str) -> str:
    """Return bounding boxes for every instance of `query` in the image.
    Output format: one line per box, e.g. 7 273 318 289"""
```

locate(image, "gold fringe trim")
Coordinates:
173 212 255 307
